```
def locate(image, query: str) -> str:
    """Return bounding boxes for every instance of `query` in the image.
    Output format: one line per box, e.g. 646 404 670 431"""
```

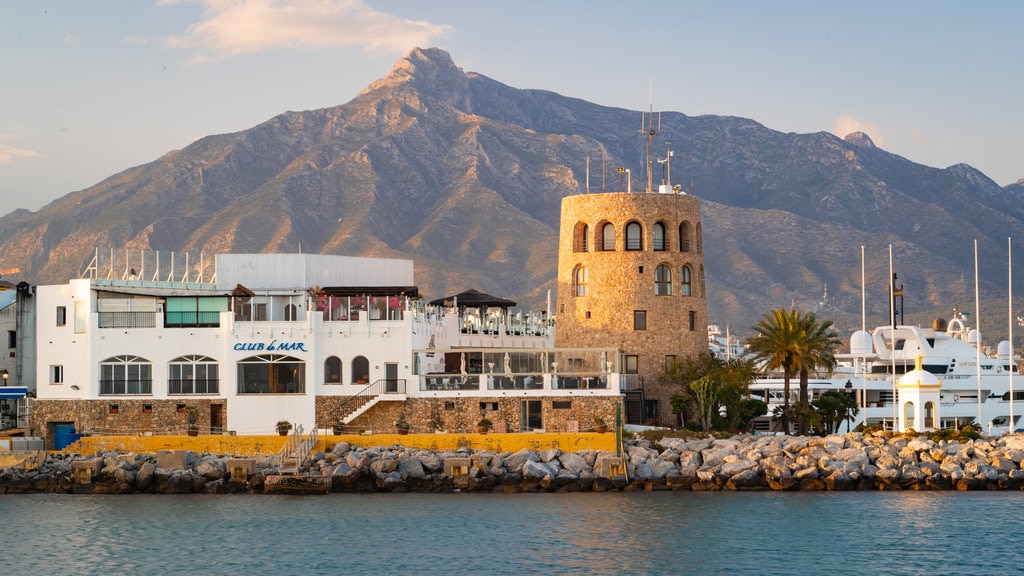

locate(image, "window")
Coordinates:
665 355 677 371
51 365 64 384
284 303 298 321
679 222 691 252
696 223 703 253
352 356 370 384
552 400 572 410
237 354 305 394
573 265 588 297
681 265 692 296
169 355 219 394
653 222 666 251
165 297 226 327
624 355 639 374
689 311 697 331
625 221 643 251
100 355 153 395
234 301 267 321
573 222 589 252
75 301 88 333
600 223 615 251
7 330 14 349
56 306 67 326
654 265 672 295
479 402 498 411
325 356 342 383
633 310 647 330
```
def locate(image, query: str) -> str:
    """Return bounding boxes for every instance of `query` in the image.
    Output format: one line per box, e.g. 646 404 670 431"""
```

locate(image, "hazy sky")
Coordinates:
2 0 1022 213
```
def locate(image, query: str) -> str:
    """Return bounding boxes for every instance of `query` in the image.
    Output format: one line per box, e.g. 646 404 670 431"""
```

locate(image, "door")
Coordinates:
520 400 542 431
385 363 398 393
210 404 224 434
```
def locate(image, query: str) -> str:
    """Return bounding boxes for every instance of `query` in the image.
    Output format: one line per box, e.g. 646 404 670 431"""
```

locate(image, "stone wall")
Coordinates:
317 396 623 435
31 399 223 449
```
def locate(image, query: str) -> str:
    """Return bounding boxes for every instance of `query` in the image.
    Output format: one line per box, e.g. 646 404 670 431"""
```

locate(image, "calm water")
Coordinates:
2 491 1019 575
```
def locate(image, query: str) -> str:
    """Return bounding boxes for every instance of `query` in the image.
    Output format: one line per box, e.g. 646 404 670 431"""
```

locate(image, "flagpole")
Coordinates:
1010 237 1014 434
861 245 866 421
890 245 897 429
975 239 982 427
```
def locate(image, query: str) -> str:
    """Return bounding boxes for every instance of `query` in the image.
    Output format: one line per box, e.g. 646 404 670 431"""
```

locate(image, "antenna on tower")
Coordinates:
641 77 660 193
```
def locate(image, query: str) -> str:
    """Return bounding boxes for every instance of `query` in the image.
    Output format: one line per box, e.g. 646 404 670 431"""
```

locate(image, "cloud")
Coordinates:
0 135 42 163
160 0 451 62
832 115 885 148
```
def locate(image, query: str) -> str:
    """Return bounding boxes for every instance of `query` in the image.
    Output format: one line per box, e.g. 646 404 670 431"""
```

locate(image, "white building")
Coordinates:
30 252 622 446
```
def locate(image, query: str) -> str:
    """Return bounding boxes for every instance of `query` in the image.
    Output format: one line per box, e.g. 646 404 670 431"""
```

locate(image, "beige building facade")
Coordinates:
555 191 707 425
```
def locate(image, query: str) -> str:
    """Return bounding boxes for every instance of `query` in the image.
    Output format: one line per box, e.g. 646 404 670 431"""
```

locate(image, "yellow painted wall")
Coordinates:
68 432 618 457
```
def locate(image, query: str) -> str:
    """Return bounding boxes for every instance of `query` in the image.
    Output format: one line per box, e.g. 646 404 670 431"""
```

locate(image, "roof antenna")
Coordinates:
641 76 660 193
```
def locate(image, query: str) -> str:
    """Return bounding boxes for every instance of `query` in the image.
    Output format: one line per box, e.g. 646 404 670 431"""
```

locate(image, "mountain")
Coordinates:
1 47 1022 340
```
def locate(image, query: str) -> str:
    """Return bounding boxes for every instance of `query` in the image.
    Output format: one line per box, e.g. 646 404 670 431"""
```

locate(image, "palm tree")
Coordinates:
747 308 840 434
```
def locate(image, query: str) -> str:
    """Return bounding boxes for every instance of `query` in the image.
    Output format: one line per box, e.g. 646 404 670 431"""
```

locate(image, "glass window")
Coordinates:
689 310 697 331
7 330 14 349
633 310 646 330
100 355 152 395
237 355 305 394
285 304 298 321
51 365 64 384
56 306 67 326
169 355 219 394
573 223 589 252
625 355 639 374
352 356 370 384
166 297 226 327
654 265 672 295
625 222 642 251
600 223 615 251
653 222 666 251
681 265 692 296
325 356 342 384
574 265 588 297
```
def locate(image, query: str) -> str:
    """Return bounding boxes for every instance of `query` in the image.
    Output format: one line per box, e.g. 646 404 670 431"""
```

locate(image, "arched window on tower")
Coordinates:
600 222 616 251
625 221 643 251
573 222 589 252
681 265 692 296
679 221 691 252
653 222 666 251
654 264 672 295
573 265 588 297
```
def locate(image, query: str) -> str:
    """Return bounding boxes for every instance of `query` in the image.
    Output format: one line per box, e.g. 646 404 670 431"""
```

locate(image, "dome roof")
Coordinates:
850 330 873 355
899 356 940 387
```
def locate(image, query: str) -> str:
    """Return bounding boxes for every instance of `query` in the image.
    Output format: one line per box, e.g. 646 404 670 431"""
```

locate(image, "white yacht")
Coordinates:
748 313 1021 434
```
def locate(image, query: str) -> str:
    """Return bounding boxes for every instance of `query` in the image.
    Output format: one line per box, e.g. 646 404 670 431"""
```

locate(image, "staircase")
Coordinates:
333 378 407 428
277 424 318 475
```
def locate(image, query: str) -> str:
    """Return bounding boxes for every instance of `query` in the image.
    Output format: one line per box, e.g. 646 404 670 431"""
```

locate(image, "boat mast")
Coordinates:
975 239 982 426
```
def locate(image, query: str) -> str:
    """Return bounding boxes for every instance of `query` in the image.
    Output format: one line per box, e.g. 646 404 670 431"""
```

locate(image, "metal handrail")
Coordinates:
331 378 406 424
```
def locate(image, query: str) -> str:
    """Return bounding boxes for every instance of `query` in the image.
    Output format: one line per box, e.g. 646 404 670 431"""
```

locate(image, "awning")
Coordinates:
0 387 28 399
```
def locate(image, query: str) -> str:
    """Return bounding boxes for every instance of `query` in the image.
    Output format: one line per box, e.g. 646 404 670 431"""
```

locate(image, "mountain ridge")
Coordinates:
1 46 1021 339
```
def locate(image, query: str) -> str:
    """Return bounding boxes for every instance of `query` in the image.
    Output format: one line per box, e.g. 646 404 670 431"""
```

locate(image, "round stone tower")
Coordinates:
555 190 707 425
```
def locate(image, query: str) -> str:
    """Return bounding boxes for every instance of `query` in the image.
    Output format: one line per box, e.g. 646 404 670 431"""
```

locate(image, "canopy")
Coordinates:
0 386 28 399
429 289 517 309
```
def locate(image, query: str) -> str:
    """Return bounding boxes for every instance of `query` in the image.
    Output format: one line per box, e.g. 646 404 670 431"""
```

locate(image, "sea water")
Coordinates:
2 491 1019 575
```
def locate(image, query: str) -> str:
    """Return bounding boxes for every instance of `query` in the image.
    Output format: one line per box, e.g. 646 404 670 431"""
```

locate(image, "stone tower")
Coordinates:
555 190 707 425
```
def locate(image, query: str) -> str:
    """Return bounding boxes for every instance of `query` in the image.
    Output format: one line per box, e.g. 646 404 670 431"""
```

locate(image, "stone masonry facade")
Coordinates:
555 192 707 425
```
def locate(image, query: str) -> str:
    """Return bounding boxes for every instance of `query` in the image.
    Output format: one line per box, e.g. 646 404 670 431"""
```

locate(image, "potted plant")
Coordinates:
276 420 292 436
185 405 199 436
395 413 411 435
476 418 492 434
331 422 345 435
593 415 609 434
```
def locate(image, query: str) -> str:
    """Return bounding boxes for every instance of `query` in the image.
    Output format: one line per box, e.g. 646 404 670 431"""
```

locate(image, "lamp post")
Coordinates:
844 380 854 433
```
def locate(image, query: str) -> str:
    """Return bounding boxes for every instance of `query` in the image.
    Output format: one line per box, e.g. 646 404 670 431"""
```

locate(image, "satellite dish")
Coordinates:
672 184 682 192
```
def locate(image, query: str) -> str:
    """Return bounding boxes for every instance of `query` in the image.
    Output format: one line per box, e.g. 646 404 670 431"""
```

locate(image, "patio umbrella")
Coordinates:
504 352 512 375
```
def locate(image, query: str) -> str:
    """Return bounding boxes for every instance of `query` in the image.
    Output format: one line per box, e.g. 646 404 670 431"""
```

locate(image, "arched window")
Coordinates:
600 222 615 251
169 355 219 394
237 354 305 394
904 401 915 429
353 356 370 384
653 222 666 251
679 222 691 252
924 401 935 429
573 222 589 252
696 223 703 253
625 221 643 251
100 355 153 395
654 264 672 295
325 356 342 384
285 303 298 321
573 265 588 297
681 266 692 296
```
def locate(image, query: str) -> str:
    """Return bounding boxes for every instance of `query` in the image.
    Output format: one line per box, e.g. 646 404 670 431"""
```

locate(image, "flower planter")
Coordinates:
475 426 490 434
595 425 609 434
397 428 410 435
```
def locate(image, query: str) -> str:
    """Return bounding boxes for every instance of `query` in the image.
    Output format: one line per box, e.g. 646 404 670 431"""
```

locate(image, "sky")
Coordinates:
2 0 1022 213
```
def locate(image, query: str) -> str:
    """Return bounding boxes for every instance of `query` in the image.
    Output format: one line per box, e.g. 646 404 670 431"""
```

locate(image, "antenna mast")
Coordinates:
643 77 660 193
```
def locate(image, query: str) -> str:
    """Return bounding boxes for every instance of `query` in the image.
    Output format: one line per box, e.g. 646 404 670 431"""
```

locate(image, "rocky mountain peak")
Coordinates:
358 47 471 110
843 131 876 149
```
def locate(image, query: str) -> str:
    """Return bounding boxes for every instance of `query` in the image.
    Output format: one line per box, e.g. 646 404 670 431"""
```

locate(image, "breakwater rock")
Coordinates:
6 432 1024 494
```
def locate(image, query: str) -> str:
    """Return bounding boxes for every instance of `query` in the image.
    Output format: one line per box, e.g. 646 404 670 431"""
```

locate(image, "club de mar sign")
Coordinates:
233 340 308 352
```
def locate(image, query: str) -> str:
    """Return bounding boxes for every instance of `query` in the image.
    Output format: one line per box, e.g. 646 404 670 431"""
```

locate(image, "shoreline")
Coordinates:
4 432 1024 493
